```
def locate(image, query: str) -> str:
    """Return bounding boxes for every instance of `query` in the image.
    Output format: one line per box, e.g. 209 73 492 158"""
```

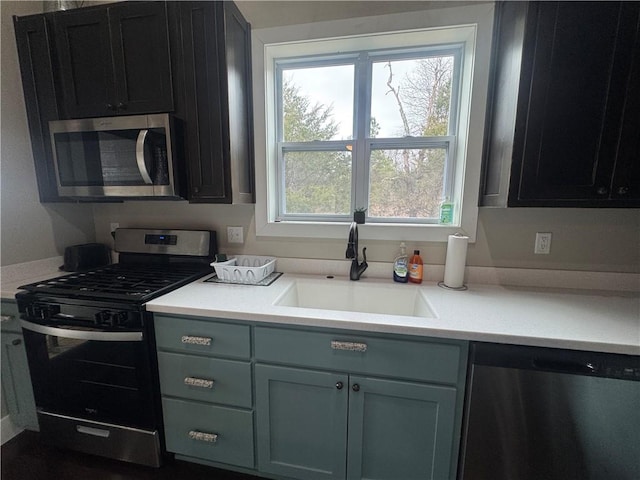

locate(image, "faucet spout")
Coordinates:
346 222 368 280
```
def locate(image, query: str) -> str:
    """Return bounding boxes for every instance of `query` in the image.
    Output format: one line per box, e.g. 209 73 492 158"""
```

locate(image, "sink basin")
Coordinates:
274 277 436 318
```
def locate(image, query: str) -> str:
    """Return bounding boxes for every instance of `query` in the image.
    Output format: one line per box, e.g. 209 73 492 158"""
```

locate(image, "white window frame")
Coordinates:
276 47 462 224
252 3 495 242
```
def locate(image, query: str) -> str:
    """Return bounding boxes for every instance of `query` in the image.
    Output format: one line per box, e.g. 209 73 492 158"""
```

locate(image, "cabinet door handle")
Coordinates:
352 383 360 392
188 430 218 443
117 102 127 111
0 315 14 323
106 103 116 111
331 340 367 352
181 335 212 346
184 376 214 389
596 186 608 195
11 338 22 346
616 186 629 195
336 381 344 390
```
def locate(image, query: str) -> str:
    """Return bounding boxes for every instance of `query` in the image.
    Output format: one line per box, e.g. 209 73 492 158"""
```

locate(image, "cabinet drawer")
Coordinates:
255 327 464 385
163 397 254 469
154 315 250 359
1 301 21 333
158 352 251 407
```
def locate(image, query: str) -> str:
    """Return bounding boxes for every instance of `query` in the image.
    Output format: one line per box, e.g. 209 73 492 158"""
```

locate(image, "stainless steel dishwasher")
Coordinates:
459 342 640 480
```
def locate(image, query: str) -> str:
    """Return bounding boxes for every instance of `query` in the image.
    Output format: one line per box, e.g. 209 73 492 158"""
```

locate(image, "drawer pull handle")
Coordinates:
188 430 218 443
181 335 212 346
0 315 14 322
331 341 367 352
184 376 214 389
77 425 110 438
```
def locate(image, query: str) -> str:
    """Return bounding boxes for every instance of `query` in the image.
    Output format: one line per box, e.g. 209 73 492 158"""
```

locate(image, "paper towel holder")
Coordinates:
438 232 469 290
437 281 468 291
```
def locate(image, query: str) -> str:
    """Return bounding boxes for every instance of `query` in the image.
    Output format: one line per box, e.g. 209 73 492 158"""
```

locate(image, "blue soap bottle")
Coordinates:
393 242 409 283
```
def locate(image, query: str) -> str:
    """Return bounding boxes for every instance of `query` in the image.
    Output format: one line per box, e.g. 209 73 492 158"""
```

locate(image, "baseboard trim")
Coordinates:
1 415 24 445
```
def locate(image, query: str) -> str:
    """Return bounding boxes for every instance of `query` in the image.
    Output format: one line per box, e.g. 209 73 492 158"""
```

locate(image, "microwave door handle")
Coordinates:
136 129 154 184
20 319 143 342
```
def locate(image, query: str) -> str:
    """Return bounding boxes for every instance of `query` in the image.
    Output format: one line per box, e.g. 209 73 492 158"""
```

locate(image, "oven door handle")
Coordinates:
20 319 143 342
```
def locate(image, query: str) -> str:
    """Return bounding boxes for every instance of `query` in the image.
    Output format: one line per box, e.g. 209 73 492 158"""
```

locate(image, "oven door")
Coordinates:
21 319 156 430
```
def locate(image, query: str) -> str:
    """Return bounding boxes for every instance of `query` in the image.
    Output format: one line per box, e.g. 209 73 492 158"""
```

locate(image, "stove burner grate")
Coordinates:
21 263 211 302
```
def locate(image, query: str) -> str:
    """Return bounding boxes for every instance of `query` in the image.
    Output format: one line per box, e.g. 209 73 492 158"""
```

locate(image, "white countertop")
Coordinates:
2 259 638 355
0 257 65 298
146 273 640 356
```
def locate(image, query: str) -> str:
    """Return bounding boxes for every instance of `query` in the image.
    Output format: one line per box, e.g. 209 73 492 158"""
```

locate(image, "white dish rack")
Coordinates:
210 256 276 284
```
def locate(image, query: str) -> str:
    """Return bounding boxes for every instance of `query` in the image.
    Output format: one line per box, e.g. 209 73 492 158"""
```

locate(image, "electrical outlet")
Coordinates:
227 226 244 244
534 232 552 254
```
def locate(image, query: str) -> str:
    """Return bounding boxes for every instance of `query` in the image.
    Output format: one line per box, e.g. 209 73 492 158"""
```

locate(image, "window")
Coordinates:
253 4 495 241
277 48 461 224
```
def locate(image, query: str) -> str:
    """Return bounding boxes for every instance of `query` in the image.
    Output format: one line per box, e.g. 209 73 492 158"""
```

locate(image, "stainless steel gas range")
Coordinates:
15 228 217 467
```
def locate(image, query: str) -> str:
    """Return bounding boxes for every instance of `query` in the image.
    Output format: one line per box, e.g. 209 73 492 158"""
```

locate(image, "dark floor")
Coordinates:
1 431 264 480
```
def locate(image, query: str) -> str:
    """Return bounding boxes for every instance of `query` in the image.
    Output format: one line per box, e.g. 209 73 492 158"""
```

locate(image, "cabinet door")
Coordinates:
1 333 38 431
53 2 173 118
255 364 348 480
178 1 228 202
53 7 115 118
611 3 640 203
346 377 458 480
108 1 173 115
13 15 63 201
511 2 632 204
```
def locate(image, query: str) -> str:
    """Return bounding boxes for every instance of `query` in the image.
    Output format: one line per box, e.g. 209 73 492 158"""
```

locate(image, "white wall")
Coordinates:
0 1 95 267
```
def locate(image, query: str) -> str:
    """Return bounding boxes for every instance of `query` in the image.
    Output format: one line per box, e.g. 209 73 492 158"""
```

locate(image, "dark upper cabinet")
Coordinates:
13 15 61 202
14 1 254 204
53 1 173 118
481 1 640 207
178 1 254 203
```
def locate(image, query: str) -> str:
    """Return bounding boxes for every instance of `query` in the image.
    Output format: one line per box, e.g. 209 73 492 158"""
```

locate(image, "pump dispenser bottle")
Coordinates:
393 242 409 283
408 250 423 284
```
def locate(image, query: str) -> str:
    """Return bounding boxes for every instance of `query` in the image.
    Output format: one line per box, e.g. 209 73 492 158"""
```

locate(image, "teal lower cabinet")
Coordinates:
1 300 38 431
155 316 467 480
255 365 349 480
154 315 254 469
162 397 254 468
254 326 467 480
346 376 457 480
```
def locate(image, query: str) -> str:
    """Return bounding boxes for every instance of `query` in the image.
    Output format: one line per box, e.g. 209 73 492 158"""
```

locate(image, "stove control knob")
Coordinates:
31 304 60 320
95 310 113 326
113 311 128 326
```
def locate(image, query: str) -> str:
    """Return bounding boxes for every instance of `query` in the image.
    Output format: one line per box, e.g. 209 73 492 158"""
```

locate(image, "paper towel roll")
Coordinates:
443 234 469 288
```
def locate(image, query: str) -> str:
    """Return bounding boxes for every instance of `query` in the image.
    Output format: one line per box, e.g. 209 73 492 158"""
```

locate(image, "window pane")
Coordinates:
282 65 354 142
368 148 446 219
283 150 352 215
370 56 454 138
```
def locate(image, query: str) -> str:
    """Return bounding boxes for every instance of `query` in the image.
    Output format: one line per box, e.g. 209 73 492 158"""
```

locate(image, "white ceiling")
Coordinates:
235 1 487 28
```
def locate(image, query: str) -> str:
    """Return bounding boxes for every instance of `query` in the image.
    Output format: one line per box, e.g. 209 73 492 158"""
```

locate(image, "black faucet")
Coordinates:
346 221 368 281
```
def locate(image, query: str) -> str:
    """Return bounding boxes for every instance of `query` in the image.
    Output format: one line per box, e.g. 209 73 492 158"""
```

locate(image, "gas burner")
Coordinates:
19 263 213 302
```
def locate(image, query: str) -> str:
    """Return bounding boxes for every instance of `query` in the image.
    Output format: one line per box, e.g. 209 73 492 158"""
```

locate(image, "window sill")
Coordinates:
256 220 475 243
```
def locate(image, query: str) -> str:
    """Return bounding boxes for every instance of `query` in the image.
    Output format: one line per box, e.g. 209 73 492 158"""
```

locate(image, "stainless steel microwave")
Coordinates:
49 114 182 199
